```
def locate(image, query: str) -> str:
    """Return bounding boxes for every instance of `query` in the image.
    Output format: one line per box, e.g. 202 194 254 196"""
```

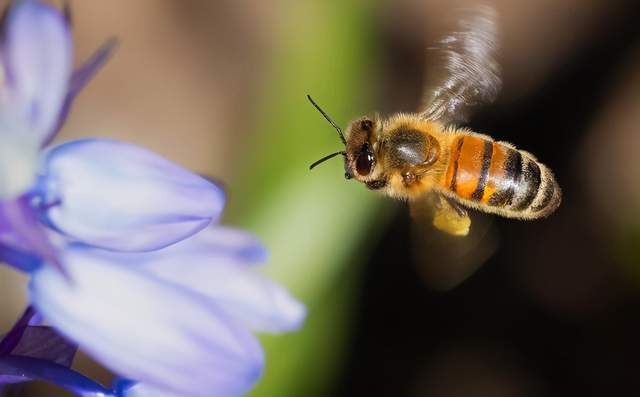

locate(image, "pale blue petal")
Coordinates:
158 260 306 333
115 381 184 397
30 246 264 397
186 226 269 263
138 240 306 333
3 0 72 142
92 227 305 333
132 226 268 265
36 139 225 251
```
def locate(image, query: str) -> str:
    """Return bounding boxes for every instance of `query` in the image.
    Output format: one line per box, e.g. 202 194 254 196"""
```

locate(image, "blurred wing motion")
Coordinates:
409 7 501 288
410 192 497 290
420 5 501 126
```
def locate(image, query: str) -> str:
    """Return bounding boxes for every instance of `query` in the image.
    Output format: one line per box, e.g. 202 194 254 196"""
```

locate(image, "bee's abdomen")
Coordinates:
442 135 561 218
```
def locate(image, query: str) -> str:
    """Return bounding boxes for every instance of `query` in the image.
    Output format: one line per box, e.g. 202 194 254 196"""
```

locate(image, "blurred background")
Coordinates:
1 0 640 395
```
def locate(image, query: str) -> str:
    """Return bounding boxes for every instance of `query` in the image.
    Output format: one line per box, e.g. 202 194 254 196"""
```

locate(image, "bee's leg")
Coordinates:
403 162 435 187
432 193 470 236
444 196 468 217
402 170 417 186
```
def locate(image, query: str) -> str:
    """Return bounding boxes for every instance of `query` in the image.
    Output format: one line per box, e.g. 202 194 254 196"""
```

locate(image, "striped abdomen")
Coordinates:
442 134 561 219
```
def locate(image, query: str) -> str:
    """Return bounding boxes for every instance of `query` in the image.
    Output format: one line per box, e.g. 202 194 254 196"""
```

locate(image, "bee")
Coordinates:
308 6 560 237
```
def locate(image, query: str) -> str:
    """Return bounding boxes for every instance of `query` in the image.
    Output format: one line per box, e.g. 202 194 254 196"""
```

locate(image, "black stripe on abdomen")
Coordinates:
449 137 465 192
512 158 541 211
471 140 493 201
488 148 521 207
531 174 555 212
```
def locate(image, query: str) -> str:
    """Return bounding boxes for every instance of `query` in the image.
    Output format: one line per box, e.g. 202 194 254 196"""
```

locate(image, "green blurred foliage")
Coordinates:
225 0 393 396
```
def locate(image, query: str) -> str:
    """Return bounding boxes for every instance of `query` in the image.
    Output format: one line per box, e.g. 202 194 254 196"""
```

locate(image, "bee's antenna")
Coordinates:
309 151 346 170
307 94 347 145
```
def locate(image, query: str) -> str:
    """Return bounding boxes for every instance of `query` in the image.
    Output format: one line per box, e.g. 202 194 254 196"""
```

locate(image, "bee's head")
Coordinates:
343 116 380 182
307 95 386 190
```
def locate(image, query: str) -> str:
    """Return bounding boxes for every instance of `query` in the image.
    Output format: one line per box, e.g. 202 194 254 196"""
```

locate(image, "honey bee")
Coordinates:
308 6 560 237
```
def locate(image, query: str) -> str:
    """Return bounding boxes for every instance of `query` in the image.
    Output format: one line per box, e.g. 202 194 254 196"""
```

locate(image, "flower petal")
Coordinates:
90 227 305 333
115 381 182 397
30 246 264 397
0 196 59 272
136 226 268 265
3 0 72 142
140 250 306 333
36 138 225 251
0 243 40 273
44 38 118 146
0 307 36 356
68 39 118 101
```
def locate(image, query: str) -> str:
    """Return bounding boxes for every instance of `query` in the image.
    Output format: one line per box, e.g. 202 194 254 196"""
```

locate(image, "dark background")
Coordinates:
336 2 640 396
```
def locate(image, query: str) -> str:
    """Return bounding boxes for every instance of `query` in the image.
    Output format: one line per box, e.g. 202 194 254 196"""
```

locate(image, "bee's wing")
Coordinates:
409 192 497 290
419 5 501 126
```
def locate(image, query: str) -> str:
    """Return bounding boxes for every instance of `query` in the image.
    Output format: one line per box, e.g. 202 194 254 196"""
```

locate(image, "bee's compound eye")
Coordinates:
356 146 374 176
361 119 373 131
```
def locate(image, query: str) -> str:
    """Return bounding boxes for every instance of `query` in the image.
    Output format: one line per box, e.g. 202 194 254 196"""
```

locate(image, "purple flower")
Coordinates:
30 227 304 397
36 138 225 251
0 0 224 268
13 224 305 397
0 1 306 396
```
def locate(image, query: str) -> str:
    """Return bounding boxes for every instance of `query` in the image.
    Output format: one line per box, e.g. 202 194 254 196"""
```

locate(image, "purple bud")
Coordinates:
36 139 225 251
